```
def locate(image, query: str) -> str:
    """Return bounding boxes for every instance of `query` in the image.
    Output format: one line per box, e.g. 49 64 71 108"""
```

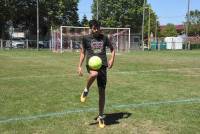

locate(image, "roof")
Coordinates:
160 24 185 30
175 25 185 30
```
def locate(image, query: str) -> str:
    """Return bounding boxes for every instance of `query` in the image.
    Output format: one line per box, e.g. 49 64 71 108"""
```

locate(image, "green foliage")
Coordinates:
0 0 16 38
143 5 158 38
0 0 80 39
61 0 80 26
186 10 200 36
160 23 178 37
190 44 200 49
92 0 157 34
189 10 200 24
81 15 89 27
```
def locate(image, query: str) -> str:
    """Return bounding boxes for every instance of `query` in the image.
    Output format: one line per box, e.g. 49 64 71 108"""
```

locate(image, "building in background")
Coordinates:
160 24 185 35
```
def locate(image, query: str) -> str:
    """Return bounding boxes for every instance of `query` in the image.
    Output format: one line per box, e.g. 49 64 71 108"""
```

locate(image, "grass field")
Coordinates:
0 50 200 134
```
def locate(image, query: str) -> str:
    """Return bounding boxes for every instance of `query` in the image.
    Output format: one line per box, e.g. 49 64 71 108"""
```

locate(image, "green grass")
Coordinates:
0 50 200 134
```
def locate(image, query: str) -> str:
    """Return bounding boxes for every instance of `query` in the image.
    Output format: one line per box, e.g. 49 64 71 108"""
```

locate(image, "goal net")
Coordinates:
51 26 130 53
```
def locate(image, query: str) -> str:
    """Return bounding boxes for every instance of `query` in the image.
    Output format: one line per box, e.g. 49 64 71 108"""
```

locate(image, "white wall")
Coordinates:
164 37 183 50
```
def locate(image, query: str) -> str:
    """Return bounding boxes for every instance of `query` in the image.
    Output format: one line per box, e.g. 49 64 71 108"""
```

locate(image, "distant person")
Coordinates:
78 19 115 128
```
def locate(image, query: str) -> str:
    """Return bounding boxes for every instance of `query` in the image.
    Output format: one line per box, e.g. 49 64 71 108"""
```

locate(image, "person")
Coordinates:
78 19 115 128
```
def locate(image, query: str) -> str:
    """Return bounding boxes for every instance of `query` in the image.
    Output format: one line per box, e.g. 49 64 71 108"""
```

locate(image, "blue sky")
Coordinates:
78 0 200 25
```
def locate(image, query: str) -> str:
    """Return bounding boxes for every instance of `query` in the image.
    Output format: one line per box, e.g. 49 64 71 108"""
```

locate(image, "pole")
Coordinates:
97 0 99 20
37 0 39 50
186 0 190 37
0 39 3 49
50 26 52 50
10 24 13 49
60 26 63 53
155 18 158 50
128 28 131 52
117 29 119 52
186 0 190 50
148 7 151 50
155 19 157 42
141 0 146 51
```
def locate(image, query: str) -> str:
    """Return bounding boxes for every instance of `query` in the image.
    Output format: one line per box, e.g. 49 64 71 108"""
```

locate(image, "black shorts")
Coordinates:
86 65 107 90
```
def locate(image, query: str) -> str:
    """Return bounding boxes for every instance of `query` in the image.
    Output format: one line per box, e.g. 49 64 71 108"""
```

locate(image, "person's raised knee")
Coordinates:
90 71 98 77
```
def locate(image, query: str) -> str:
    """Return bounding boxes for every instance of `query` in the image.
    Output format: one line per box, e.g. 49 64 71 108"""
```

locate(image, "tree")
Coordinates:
81 14 89 27
143 5 158 39
35 0 80 37
91 0 157 34
186 10 200 36
0 0 16 39
0 0 80 39
160 23 178 37
61 0 80 26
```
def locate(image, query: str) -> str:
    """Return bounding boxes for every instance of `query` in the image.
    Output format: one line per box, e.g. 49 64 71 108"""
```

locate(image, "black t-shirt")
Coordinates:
82 33 113 67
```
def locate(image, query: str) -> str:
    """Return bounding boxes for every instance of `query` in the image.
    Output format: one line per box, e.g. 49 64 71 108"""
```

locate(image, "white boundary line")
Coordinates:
0 98 200 124
1 67 200 80
0 74 67 80
113 67 200 74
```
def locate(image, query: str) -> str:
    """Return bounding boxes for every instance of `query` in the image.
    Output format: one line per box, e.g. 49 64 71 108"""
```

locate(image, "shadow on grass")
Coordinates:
89 112 132 126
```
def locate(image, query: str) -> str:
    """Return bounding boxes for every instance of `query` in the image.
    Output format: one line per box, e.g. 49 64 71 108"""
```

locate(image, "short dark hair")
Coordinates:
89 19 101 29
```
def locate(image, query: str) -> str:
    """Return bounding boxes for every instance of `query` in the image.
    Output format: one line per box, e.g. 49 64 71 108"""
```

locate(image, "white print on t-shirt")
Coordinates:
91 39 104 53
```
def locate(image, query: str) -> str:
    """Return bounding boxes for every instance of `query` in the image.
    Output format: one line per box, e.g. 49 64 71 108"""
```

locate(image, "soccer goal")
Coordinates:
51 26 130 53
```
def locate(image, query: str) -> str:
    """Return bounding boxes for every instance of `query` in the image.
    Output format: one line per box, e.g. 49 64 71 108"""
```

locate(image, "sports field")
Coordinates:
0 50 200 134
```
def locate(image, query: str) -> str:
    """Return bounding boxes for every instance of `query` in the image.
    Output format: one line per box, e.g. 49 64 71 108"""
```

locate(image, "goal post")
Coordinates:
52 26 130 53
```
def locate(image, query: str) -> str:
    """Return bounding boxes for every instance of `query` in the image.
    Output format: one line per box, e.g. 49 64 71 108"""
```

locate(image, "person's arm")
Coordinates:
108 47 115 69
106 35 115 69
78 46 85 76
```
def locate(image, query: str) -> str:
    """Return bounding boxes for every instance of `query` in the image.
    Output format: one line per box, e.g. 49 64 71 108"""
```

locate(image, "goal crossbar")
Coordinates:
54 26 131 53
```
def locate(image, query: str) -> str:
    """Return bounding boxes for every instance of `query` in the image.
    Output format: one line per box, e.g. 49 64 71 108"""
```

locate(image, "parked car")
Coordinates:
6 38 25 48
39 41 49 48
12 38 25 48
72 41 80 49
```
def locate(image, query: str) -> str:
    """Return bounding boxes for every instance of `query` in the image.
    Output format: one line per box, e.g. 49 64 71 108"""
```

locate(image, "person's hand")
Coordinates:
108 59 114 69
78 66 83 76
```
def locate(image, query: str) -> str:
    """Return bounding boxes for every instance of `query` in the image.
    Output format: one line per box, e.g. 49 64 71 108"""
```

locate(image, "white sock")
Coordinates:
98 115 104 119
84 88 88 92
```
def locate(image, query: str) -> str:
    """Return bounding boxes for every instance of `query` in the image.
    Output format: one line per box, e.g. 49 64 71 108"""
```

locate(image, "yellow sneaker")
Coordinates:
80 91 88 103
97 116 105 128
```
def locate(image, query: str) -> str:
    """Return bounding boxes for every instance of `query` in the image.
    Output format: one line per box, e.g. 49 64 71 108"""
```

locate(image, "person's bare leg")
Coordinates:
80 70 98 102
86 70 98 91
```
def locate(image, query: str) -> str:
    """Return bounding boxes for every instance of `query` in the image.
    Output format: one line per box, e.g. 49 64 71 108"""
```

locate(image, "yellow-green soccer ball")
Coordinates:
88 56 102 70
